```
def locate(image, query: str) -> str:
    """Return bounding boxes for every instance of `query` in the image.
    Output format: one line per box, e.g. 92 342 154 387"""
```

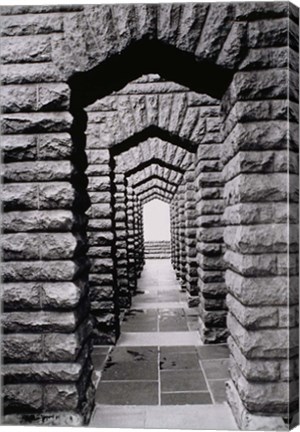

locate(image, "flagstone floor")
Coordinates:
90 259 238 430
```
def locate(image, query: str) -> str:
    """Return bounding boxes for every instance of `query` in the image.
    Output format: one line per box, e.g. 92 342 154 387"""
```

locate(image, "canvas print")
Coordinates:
0 2 299 430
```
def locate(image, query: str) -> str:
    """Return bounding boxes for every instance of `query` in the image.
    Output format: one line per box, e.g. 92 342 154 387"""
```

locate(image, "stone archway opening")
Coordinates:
67 32 232 364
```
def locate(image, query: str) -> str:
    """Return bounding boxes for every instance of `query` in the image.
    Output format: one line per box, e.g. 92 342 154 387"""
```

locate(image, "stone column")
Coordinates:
170 201 176 268
132 193 140 278
85 118 119 345
223 11 299 428
2 90 94 423
177 182 187 291
126 185 137 293
194 104 227 344
135 198 145 275
173 195 181 276
114 173 131 309
184 166 199 307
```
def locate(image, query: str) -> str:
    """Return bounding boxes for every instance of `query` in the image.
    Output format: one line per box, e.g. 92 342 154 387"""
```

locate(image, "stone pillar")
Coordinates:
132 193 141 279
114 173 131 309
135 198 145 275
2 91 94 423
126 185 137 293
194 105 227 343
223 11 299 428
184 166 199 307
174 195 181 276
177 183 187 291
170 201 176 268
85 120 119 345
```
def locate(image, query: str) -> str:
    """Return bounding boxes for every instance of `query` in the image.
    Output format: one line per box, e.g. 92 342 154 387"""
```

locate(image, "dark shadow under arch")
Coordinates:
137 184 174 198
69 39 234 109
142 195 171 204
126 158 184 178
133 175 178 189
110 125 196 155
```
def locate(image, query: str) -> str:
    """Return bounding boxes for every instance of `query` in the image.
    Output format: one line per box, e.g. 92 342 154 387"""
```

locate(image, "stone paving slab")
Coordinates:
161 370 208 392
96 381 159 405
160 352 200 370
161 391 212 405
118 331 202 346
90 405 238 429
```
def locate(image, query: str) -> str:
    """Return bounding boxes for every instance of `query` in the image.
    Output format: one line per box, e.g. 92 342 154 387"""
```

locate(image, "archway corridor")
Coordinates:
2 4 298 430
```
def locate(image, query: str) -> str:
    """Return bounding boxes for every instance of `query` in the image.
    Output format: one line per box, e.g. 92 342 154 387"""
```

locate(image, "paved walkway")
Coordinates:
90 259 238 429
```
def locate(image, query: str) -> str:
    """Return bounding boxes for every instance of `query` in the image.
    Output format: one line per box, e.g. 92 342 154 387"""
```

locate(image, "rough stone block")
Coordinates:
3 183 38 210
223 150 299 183
44 320 92 361
1 62 63 85
2 134 37 162
2 309 83 333
225 269 297 306
89 192 111 204
198 267 225 283
3 333 43 362
1 13 64 36
231 361 298 414
234 69 290 100
2 282 40 310
197 242 223 256
42 281 86 310
198 254 225 271
4 384 43 412
89 286 114 302
228 336 280 382
228 313 298 359
196 227 224 243
86 150 110 164
4 361 83 384
195 3 234 61
88 246 111 258
87 176 111 192
1 35 51 64
2 112 72 134
223 202 298 225
222 121 292 166
39 182 75 209
224 224 298 254
88 219 112 231
4 161 72 182
226 379 290 431
38 133 72 160
224 173 298 205
225 250 276 277
90 258 114 273
227 294 279 329
2 210 76 233
200 281 227 297
1 83 70 113
3 260 86 282
44 384 79 410
87 231 113 246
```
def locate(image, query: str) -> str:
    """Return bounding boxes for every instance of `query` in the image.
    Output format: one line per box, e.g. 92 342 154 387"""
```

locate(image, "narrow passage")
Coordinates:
90 259 237 429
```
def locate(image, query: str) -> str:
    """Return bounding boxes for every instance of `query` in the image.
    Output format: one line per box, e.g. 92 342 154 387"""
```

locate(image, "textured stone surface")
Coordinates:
1 3 299 428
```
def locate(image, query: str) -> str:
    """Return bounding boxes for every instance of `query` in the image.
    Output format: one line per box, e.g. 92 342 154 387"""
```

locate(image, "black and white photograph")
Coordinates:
0 1 299 430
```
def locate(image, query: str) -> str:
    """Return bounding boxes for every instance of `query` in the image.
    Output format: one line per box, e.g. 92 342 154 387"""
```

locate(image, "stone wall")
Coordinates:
1 3 298 429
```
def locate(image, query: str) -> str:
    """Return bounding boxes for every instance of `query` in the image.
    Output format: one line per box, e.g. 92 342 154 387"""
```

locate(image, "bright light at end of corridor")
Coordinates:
143 199 171 241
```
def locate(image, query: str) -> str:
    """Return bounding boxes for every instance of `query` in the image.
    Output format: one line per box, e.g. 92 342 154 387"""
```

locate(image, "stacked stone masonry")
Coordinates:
0 3 298 430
